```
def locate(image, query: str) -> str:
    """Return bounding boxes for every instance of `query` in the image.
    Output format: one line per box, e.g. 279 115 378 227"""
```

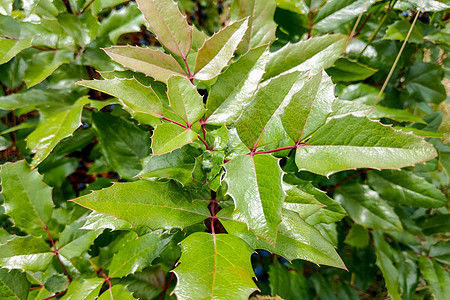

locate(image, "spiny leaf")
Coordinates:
77 78 163 118
418 257 450 300
0 268 30 300
151 122 198 155
0 236 53 272
27 96 90 167
108 231 172 278
281 70 335 143
264 34 346 80
73 179 210 230
104 46 187 83
136 0 192 58
296 115 437 176
236 71 307 150
173 232 257 300
219 208 346 269
230 0 277 53
194 18 249 81
368 170 447 208
97 284 135 300
0 37 32 65
0 160 54 236
224 154 285 244
335 184 402 231
24 50 73 88
206 45 269 125
167 75 205 125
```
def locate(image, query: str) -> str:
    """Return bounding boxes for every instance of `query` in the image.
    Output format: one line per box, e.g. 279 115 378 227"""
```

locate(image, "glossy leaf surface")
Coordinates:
0 160 53 236
174 232 257 300
167 76 205 125
0 37 32 65
23 50 73 87
74 180 209 230
0 268 30 300
151 122 198 155
224 154 285 244
60 278 103 300
296 115 437 176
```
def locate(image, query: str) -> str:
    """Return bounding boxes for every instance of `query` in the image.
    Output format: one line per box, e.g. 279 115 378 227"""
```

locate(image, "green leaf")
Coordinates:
283 185 324 220
206 45 269 125
173 232 257 299
167 76 205 125
313 0 376 33
219 208 346 269
395 0 449 12
335 184 402 231
194 19 249 81
60 278 103 300
58 227 103 260
73 179 210 230
367 170 447 208
92 112 150 179
0 268 30 300
419 257 450 300
108 231 172 278
57 12 99 47
369 106 425 123
27 97 89 167
326 58 377 82
373 230 401 300
0 236 53 272
136 0 192 58
338 83 380 105
224 154 285 244
328 99 372 119
384 20 424 44
0 37 32 65
393 127 444 138
430 241 450 265
405 62 446 103
97 285 135 300
268 259 312 300
296 115 437 176
282 71 335 142
23 50 73 88
0 89 76 111
418 214 450 235
151 122 198 155
264 34 347 80
78 78 164 118
230 0 277 53
138 146 198 186
104 46 186 83
236 71 305 150
0 160 54 236
344 225 369 248
81 212 131 231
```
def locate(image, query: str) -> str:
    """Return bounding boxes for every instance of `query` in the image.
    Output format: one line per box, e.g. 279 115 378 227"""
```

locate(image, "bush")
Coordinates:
0 0 448 299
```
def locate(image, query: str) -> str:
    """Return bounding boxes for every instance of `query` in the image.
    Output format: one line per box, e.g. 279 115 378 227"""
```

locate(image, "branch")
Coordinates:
43 224 72 283
79 0 96 15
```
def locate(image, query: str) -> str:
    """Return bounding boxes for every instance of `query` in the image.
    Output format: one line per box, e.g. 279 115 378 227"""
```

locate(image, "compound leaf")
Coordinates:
173 232 257 300
73 179 210 230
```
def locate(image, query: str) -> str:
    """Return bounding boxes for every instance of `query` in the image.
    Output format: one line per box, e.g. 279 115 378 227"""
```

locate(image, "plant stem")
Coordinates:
325 168 370 193
43 224 72 283
79 0 96 15
161 116 188 129
183 56 194 83
158 272 175 300
347 0 371 47
373 0 425 106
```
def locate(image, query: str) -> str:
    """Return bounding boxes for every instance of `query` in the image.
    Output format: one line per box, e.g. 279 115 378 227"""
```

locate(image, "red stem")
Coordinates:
183 56 194 83
158 272 175 300
43 224 72 283
160 116 213 151
161 116 188 129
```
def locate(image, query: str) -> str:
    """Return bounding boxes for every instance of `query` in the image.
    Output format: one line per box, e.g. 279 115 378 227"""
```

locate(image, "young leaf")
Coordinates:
77 78 164 118
367 170 447 208
136 0 192 59
92 112 150 179
108 231 172 278
0 236 53 272
173 232 257 299
151 122 198 155
206 45 269 125
236 71 306 150
264 34 346 80
23 50 73 88
230 0 277 53
73 180 210 230
224 154 285 244
27 96 89 167
296 115 437 176
167 76 205 125
335 184 402 231
219 208 346 269
194 19 249 81
60 278 103 300
0 268 30 300
281 70 335 143
103 46 187 83
0 160 54 236
419 257 450 299
0 37 32 65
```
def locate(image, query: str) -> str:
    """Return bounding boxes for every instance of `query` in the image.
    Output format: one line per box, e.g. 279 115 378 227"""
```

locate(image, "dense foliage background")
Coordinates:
0 0 448 299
